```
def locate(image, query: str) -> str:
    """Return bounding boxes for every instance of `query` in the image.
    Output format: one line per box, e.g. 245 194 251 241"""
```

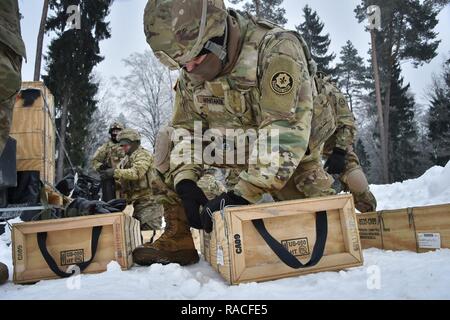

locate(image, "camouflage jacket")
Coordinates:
114 146 153 202
0 0 26 58
169 11 315 204
91 140 126 172
315 77 356 150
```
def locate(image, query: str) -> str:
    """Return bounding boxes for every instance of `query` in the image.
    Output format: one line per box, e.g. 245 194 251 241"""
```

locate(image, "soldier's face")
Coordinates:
184 54 209 72
121 144 131 154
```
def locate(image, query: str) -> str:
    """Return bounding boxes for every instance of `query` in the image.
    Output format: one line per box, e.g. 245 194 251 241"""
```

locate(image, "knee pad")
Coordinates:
345 167 369 194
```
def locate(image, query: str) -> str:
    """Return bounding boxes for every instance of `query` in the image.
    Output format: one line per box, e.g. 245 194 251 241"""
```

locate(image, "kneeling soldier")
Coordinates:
101 128 163 234
316 74 377 212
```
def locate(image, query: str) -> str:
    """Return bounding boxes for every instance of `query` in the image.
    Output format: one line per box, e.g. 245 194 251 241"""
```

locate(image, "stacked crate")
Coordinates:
10 82 56 185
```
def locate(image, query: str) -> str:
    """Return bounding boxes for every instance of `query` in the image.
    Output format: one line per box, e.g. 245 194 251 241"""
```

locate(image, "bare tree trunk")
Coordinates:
371 30 389 183
34 0 49 82
383 69 392 182
56 97 69 182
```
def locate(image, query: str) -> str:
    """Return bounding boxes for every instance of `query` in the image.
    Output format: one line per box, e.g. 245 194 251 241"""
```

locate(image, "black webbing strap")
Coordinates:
252 211 328 269
37 226 103 278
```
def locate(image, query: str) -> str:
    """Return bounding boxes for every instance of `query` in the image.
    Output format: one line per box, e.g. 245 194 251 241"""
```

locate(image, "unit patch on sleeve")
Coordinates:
271 72 294 95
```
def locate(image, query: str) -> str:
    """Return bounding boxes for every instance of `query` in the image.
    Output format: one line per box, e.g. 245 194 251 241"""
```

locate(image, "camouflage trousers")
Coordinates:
132 196 163 231
323 143 377 212
197 172 227 200
221 148 336 202
0 42 22 155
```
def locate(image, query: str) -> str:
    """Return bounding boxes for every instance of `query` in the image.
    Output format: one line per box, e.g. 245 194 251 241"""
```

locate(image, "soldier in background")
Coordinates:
316 73 377 213
0 0 26 286
92 122 126 201
101 128 163 236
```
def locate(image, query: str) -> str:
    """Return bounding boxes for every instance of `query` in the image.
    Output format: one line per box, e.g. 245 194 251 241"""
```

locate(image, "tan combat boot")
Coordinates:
133 205 199 266
0 262 8 285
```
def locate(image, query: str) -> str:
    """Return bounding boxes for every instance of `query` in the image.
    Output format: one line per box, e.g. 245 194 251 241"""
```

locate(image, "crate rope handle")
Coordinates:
37 226 103 278
252 211 328 269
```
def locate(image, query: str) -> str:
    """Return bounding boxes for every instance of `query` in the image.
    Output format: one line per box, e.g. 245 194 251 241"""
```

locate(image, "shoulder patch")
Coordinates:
271 72 294 95
339 97 346 107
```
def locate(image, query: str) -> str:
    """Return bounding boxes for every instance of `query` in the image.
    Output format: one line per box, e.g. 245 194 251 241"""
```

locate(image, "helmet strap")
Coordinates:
203 21 229 66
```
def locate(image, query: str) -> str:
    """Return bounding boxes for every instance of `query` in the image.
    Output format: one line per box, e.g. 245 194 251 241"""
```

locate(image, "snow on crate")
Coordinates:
0 162 450 299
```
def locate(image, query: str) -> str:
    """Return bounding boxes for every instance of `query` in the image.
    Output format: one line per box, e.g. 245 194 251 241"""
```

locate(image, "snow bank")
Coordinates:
1 162 449 300
372 161 450 210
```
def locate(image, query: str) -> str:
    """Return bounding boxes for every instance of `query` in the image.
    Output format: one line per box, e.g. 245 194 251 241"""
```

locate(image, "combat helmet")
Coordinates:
109 122 125 134
117 128 141 146
144 0 229 69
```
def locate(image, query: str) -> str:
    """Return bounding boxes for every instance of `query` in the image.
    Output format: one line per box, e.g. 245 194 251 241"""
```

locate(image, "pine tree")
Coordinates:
296 5 335 76
43 0 113 181
388 62 421 182
355 0 445 182
428 57 450 167
335 41 368 111
229 0 287 26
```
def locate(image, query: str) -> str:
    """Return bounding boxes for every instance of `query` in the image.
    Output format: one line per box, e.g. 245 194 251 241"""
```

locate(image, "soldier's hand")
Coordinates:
200 192 250 233
175 180 209 229
324 147 347 175
100 168 115 180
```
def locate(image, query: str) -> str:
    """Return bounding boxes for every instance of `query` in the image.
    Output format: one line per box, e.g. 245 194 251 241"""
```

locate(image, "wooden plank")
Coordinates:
213 213 231 283
11 108 45 133
357 203 450 252
356 212 382 249
414 204 450 253
202 194 363 285
12 213 141 284
11 132 44 159
237 254 360 284
11 82 56 185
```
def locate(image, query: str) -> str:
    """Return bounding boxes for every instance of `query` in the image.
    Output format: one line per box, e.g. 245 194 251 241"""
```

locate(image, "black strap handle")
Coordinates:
37 226 103 278
252 211 328 269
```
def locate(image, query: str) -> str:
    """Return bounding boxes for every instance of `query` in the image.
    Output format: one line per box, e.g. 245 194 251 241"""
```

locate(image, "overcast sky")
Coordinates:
19 0 450 106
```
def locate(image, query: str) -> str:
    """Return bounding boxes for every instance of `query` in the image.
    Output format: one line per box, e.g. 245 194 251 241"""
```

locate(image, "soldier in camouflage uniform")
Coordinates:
1 0 25 285
317 74 377 213
0 0 25 156
134 125 227 266
92 122 126 201
91 122 126 172
133 0 336 266
101 128 163 233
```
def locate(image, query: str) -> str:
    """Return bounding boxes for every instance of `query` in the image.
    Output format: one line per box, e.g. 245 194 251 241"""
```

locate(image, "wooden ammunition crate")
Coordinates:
12 213 142 284
357 203 450 253
200 194 363 285
10 81 56 185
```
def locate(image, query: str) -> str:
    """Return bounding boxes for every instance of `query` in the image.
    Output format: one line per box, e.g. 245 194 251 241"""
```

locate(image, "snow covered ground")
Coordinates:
1 161 450 300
